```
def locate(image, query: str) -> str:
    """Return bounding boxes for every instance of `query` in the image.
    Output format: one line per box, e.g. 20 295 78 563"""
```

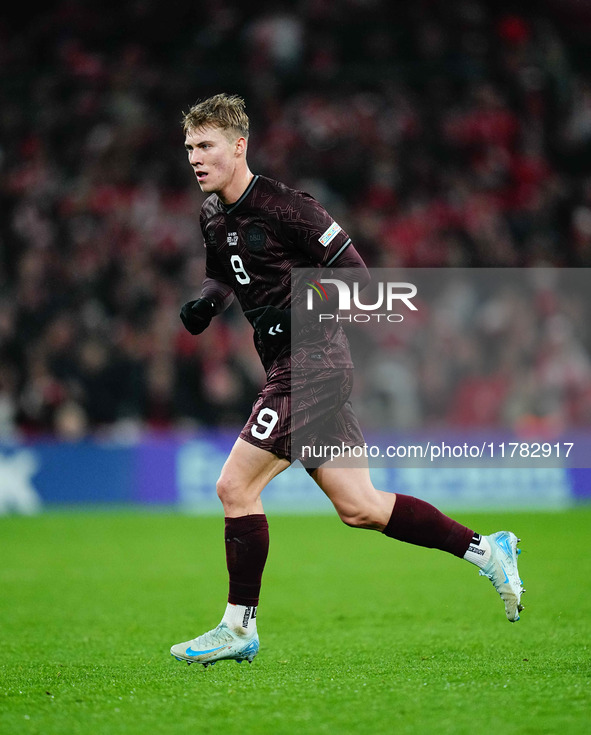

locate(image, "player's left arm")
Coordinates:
288 192 367 271
286 192 370 322
246 192 368 344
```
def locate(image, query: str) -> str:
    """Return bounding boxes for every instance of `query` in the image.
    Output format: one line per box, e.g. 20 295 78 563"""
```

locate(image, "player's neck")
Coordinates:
218 168 255 206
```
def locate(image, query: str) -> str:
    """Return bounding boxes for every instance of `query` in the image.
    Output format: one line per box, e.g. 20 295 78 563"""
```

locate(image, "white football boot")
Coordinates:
170 623 259 667
479 531 525 622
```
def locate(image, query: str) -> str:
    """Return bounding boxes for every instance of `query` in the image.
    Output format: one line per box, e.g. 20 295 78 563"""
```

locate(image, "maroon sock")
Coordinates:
225 514 269 606
382 494 473 558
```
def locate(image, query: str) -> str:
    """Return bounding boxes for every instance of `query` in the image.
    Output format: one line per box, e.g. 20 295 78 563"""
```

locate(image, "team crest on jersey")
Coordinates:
245 224 266 252
227 231 239 247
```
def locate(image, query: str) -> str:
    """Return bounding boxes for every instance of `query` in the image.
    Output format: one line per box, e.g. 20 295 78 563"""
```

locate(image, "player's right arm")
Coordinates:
179 277 234 335
180 217 235 335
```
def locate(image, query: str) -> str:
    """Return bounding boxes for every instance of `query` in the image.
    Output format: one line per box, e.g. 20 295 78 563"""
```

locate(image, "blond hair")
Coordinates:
182 93 249 139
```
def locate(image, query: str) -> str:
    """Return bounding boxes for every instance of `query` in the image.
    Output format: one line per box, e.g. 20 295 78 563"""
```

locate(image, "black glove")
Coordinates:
245 305 291 345
180 298 215 335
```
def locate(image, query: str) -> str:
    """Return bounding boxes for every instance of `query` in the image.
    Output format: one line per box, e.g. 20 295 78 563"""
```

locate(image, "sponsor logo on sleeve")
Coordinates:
318 221 342 247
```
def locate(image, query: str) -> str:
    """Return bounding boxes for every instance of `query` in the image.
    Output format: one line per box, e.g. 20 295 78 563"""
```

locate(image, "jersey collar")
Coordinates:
223 174 259 214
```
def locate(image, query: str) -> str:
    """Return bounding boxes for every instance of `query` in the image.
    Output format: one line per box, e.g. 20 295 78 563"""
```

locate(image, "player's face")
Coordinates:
184 125 243 201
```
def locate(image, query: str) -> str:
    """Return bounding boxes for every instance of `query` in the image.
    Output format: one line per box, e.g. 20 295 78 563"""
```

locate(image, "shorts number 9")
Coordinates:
251 407 279 440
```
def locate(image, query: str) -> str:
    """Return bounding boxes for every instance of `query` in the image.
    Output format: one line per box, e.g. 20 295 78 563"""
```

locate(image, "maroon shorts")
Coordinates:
239 368 365 470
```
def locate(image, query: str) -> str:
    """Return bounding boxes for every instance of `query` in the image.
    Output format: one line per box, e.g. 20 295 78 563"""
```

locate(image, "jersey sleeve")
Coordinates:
290 242 370 326
200 212 231 285
201 276 234 315
286 192 370 323
204 242 231 284
200 213 235 313
284 191 354 267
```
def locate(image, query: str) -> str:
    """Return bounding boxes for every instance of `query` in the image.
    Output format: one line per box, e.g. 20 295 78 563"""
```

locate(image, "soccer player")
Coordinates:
170 94 524 667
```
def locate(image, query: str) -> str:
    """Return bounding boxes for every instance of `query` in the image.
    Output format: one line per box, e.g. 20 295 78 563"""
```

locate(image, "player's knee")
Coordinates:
216 473 240 506
336 505 380 530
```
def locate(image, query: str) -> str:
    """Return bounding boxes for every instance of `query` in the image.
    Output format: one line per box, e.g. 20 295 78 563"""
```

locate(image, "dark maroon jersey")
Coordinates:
200 175 365 371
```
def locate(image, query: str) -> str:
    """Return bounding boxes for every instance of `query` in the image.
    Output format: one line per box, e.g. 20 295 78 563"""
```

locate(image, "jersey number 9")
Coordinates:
230 255 251 285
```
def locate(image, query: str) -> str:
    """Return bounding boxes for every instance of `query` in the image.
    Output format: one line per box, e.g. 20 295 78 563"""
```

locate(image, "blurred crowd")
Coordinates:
1 0 591 440
349 269 591 435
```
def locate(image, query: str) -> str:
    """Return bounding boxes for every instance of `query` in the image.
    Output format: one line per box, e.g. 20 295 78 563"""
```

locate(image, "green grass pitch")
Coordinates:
1 508 590 735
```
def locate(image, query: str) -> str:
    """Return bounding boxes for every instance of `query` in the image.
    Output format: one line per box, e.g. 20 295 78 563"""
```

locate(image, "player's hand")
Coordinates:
180 298 215 335
245 305 291 345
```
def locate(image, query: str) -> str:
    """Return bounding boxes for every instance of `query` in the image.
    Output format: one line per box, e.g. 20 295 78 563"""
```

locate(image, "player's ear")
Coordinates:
235 136 247 157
